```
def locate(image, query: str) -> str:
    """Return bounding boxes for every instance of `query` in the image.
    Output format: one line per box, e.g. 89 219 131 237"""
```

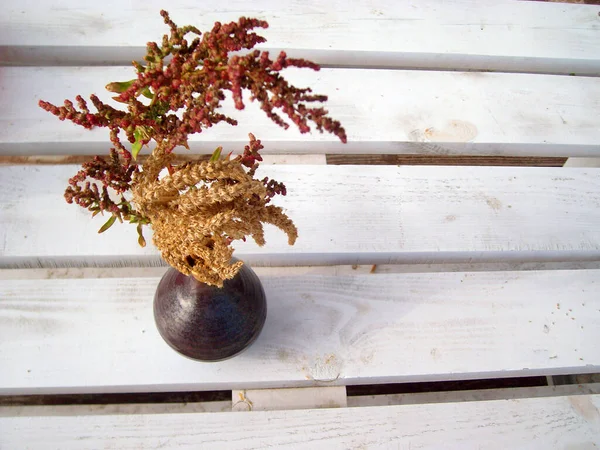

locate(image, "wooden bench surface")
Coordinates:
2 394 600 449
1 269 599 394
0 67 600 156
3 0 599 74
3 67 600 156
2 165 600 267
1 0 600 448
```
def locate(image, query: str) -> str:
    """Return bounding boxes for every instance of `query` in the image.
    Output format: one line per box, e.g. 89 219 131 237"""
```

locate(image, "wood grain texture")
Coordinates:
3 67 600 157
1 395 599 449
2 165 600 268
2 0 599 75
0 269 598 394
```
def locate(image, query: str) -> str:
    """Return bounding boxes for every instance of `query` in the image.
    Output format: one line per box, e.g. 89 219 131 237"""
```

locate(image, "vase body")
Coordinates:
153 262 267 361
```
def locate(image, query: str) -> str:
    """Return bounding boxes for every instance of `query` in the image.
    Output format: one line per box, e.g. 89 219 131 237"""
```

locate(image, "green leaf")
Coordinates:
210 146 223 162
105 80 136 93
141 87 154 99
132 128 143 160
137 224 146 248
98 215 117 234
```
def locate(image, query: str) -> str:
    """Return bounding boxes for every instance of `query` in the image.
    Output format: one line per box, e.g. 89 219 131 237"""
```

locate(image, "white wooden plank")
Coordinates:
0 269 598 394
2 0 599 75
1 395 599 449
1 165 600 268
231 387 347 411
3 67 600 157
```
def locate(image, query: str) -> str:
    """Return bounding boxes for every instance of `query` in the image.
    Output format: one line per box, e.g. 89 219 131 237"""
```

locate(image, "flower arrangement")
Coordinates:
39 10 346 287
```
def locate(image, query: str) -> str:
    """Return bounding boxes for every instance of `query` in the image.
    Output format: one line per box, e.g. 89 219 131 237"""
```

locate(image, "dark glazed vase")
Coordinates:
153 262 267 361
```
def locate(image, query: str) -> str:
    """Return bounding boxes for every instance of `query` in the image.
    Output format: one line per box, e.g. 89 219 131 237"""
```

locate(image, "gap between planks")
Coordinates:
0 154 569 167
0 154 327 166
1 383 599 417
327 154 568 166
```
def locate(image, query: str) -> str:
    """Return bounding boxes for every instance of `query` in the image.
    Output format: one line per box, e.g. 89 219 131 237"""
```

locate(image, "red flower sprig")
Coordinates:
38 10 347 236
